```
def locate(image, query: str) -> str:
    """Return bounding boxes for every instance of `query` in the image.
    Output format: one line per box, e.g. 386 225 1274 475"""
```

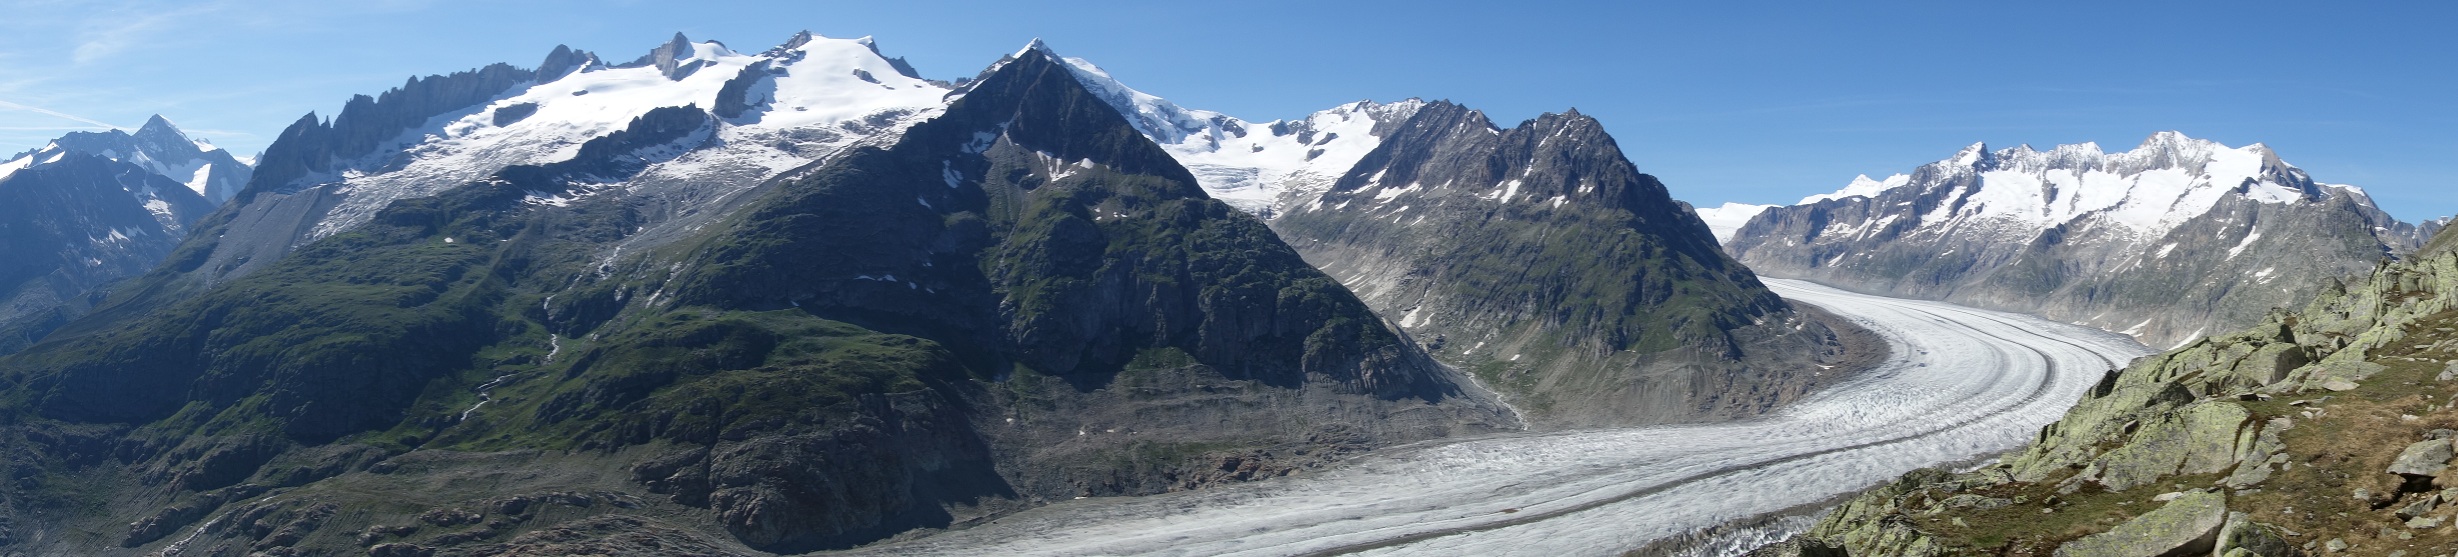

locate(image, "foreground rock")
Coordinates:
1771 226 2458 556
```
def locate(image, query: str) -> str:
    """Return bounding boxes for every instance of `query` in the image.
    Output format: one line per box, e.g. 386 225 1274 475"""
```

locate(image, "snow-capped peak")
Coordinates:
294 31 953 241
1017 37 1054 58
1801 173 1907 204
1694 202 1775 242
1792 132 2349 241
1050 52 1226 146
1037 44 1425 215
1947 141 1988 167
0 114 252 203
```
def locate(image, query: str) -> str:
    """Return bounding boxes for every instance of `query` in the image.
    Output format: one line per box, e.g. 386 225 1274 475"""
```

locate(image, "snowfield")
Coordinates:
840 279 2151 556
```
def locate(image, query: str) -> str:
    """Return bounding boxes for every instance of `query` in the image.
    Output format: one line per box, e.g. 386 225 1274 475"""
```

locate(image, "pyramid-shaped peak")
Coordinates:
1946 141 1989 166
138 114 178 134
1018 38 1056 58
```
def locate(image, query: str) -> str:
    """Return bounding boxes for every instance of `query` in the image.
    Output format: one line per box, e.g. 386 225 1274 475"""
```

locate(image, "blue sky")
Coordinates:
2 0 2451 221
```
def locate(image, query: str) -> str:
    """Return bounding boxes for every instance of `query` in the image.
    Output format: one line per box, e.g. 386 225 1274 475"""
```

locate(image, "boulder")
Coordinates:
2301 360 2385 392
2215 512 2301 557
2053 490 2227 557
2223 419 2292 489
2395 493 2439 520
2088 402 2252 491
2386 439 2454 478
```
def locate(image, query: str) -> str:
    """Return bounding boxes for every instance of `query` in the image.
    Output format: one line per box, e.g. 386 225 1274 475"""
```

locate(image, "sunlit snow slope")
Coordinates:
836 280 2151 556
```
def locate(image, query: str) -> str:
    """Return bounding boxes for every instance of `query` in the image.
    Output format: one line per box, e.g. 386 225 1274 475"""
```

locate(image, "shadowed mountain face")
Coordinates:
1050 57 1876 430
1728 133 2436 349
1259 102 1865 428
0 152 216 355
0 38 1512 555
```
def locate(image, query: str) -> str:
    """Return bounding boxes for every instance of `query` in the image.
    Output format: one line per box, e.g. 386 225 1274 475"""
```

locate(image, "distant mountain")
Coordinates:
0 118 229 354
0 115 253 204
0 35 1514 555
1727 132 2437 348
1058 57 1422 219
186 31 948 287
1694 201 1774 242
1058 57 1874 428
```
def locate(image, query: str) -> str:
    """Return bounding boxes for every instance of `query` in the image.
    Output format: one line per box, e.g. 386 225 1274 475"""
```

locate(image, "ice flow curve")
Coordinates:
844 279 2153 556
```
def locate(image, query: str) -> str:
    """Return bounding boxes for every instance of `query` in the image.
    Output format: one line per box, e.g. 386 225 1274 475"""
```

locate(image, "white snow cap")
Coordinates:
297 31 953 241
1043 42 1426 215
1694 202 1775 243
1793 131 2352 240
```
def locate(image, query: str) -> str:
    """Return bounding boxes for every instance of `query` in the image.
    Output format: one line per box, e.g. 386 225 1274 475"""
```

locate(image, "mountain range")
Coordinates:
1056 55 1874 428
0 32 1832 554
1726 132 2437 348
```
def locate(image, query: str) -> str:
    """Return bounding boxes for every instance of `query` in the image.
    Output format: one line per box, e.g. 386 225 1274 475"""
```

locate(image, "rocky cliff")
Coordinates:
1763 225 2458 556
1728 133 2434 349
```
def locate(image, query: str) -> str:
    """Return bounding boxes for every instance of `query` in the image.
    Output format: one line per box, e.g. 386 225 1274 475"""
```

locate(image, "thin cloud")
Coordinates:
0 98 127 129
69 1 235 64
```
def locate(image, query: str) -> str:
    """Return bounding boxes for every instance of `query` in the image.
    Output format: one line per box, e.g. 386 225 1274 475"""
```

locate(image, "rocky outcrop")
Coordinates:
1783 226 2458 556
2052 490 2225 557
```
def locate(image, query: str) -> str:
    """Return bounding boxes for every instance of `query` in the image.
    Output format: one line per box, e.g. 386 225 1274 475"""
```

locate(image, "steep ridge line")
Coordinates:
830 280 2151 556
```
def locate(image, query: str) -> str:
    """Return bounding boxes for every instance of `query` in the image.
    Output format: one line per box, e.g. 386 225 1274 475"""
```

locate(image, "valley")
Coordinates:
832 280 2149 556
0 12 2441 555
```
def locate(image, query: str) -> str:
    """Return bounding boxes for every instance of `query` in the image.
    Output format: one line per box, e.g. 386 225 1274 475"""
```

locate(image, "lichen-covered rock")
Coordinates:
1797 468 1957 557
2084 402 2251 491
2387 439 2455 478
1762 229 2458 556
2215 511 2302 557
2299 359 2385 392
2052 490 2226 557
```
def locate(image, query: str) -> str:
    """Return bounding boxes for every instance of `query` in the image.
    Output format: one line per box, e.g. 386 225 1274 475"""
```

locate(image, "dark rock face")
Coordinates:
1728 135 2431 348
246 64 535 202
0 153 215 355
1265 103 1864 428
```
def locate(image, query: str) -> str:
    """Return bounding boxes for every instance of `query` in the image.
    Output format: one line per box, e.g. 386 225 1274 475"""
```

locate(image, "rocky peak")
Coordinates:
781 30 816 51
535 44 599 79
125 115 208 161
623 32 717 80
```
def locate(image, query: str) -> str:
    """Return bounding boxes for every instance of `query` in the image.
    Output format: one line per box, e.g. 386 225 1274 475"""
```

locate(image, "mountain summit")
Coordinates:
1728 132 2435 347
0 115 251 204
1056 55 1875 428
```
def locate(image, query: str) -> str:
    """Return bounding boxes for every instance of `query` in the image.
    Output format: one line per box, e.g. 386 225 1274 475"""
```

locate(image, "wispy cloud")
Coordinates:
71 1 235 64
0 98 128 129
